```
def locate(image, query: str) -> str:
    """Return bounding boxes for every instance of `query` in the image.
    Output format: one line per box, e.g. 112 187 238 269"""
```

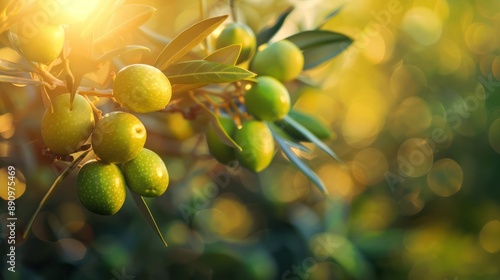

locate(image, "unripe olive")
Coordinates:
91 112 146 163
244 76 291 121
18 23 64 64
235 120 275 172
250 40 304 82
121 148 169 197
215 22 257 64
113 64 172 113
77 160 127 215
41 93 95 154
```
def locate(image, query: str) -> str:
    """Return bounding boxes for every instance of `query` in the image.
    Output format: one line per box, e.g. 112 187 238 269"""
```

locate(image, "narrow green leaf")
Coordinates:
170 45 243 93
319 3 346 27
130 192 168 247
190 93 242 151
268 122 311 153
204 44 242 65
0 75 46 86
94 5 157 45
165 60 255 84
154 15 228 71
286 30 352 69
23 150 90 239
283 115 345 166
256 6 294 46
273 132 328 195
95 45 150 64
0 59 33 74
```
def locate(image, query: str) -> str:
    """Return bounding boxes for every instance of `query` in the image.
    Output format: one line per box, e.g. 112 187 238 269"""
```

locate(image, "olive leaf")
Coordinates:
282 115 345 166
272 130 328 195
23 150 90 239
285 30 352 70
318 3 346 27
164 60 255 85
154 15 228 71
94 4 157 45
276 110 332 142
0 59 34 74
204 44 242 65
130 192 168 247
256 6 294 46
80 0 122 39
189 93 242 151
0 75 46 86
170 45 243 93
267 122 311 153
94 45 150 64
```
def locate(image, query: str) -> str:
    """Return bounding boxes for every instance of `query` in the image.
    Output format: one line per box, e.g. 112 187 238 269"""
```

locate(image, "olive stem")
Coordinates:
229 0 238 23
78 88 113 98
83 94 103 119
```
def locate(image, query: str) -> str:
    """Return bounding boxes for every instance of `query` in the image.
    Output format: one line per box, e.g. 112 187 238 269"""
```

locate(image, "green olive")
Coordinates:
235 120 275 172
77 160 127 215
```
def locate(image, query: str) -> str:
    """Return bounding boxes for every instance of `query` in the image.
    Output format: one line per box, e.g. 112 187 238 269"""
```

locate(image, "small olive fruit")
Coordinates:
235 120 275 172
113 64 172 113
18 23 64 64
91 112 146 163
41 93 95 154
215 22 257 64
121 148 169 197
206 117 237 164
244 76 291 121
77 160 127 215
250 40 304 82
278 110 332 141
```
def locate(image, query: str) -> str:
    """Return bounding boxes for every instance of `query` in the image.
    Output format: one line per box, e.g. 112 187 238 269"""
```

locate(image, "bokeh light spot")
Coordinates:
318 163 360 198
397 138 434 178
351 148 388 185
479 220 500 253
465 22 498 54
402 7 442 46
488 118 500 153
427 158 463 197
342 102 383 148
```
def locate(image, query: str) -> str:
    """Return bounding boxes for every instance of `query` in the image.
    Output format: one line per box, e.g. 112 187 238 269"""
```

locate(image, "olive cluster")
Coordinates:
41 64 172 215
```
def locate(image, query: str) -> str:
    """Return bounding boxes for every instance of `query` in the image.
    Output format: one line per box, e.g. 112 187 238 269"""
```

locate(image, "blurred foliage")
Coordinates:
1 0 500 279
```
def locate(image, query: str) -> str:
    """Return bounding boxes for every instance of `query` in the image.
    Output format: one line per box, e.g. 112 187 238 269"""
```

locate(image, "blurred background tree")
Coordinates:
1 0 500 279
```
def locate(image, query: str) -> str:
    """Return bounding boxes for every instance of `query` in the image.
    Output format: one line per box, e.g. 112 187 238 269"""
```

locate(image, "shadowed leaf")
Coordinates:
154 15 228 71
286 30 352 69
190 93 242 151
256 6 294 46
268 122 311 153
23 150 90 239
130 192 168 247
318 3 346 27
273 131 328 195
283 115 345 166
0 59 33 74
